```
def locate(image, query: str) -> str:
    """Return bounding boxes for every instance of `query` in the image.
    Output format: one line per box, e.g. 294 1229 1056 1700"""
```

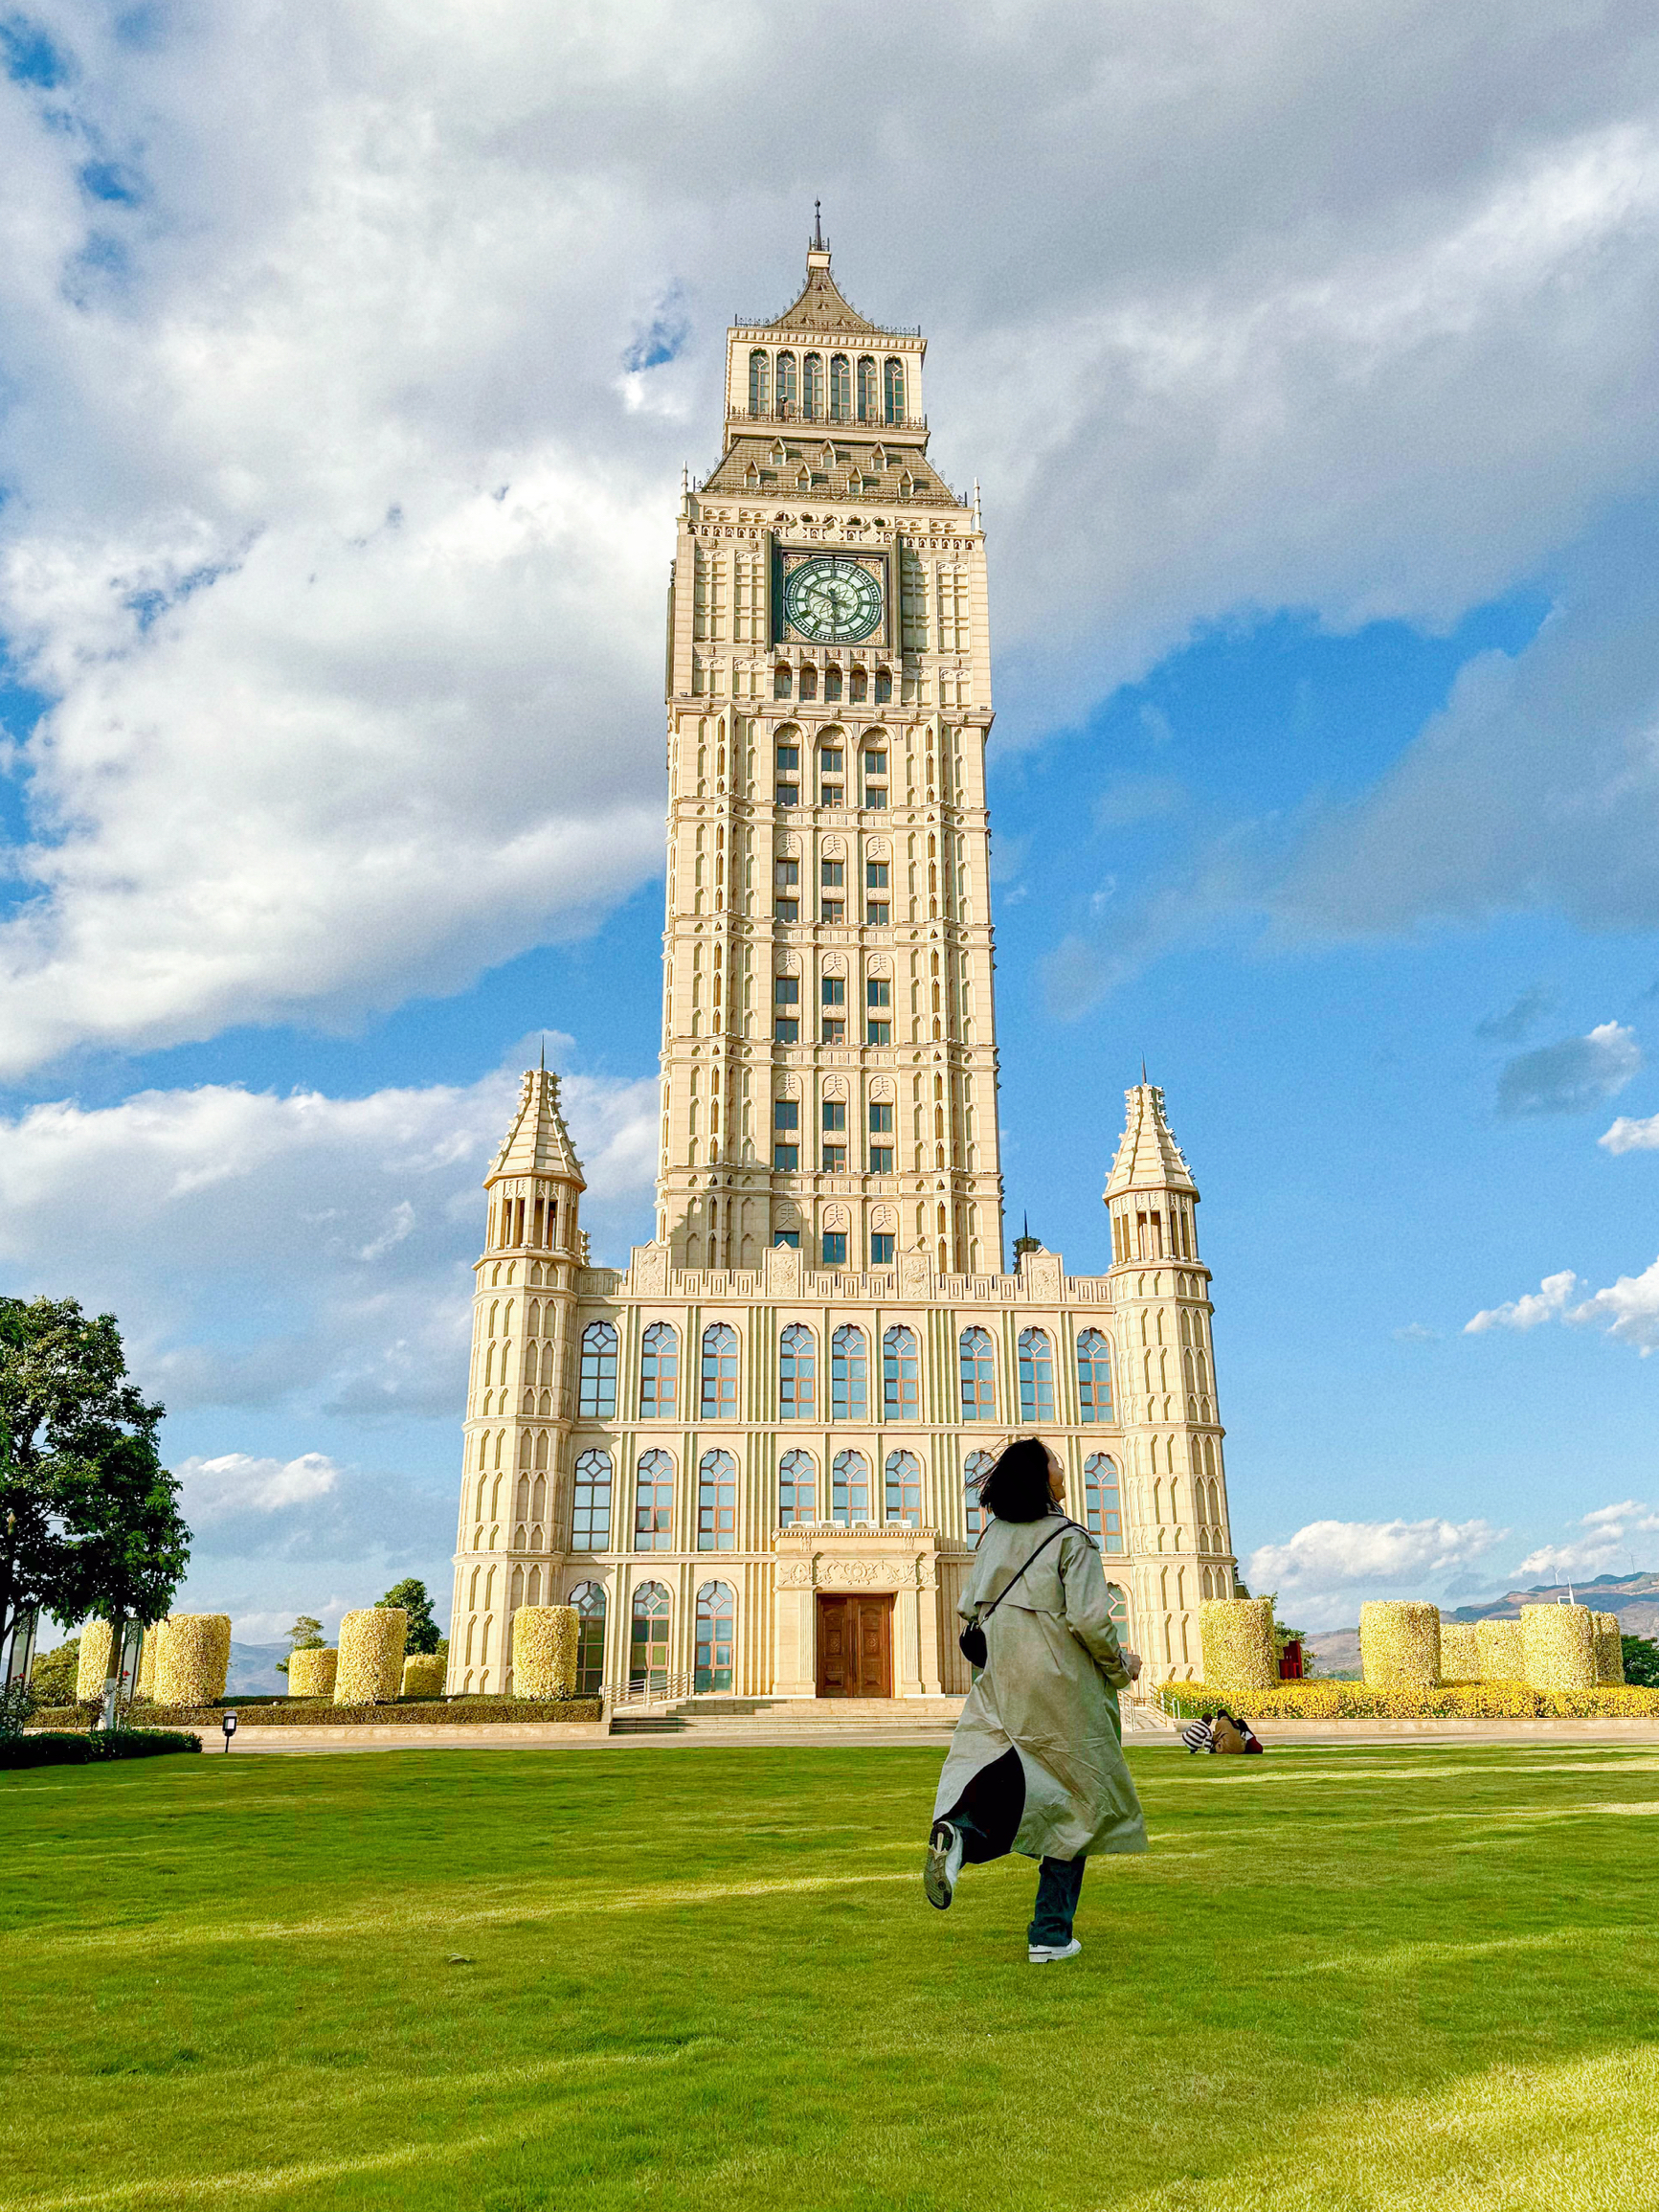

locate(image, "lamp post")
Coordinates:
221 1711 237 1752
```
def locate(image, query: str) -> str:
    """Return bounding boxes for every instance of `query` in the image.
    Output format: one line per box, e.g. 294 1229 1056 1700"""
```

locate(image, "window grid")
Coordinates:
778 1448 817 1526
695 1581 735 1693
701 1323 739 1418
572 1448 613 1551
779 1323 816 1420
578 1321 617 1419
698 1449 738 1551
634 1448 675 1550
1076 1329 1115 1424
885 1449 922 1527
1018 1328 1055 1425
964 1450 995 1539
1084 1454 1124 1553
571 1581 606 1695
884 1325 919 1420
958 1327 996 1422
639 1321 678 1419
833 1449 871 1524
831 1325 868 1420
630 1581 670 1692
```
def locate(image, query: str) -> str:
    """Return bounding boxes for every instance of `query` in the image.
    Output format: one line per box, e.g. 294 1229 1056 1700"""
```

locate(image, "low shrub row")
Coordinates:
1157 1679 1659 1721
3 1729 203 1770
121 1696 603 1728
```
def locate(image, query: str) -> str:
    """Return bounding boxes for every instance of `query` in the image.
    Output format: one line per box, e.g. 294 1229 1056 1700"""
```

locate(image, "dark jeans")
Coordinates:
949 1803 1087 1948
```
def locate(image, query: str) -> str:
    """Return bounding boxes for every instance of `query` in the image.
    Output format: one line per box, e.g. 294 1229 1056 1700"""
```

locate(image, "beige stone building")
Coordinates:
446 237 1236 1702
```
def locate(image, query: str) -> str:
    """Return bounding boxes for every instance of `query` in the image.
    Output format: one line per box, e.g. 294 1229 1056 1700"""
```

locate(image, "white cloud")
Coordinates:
3 6 1659 1066
1600 1111 1659 1152
1495 1022 1642 1117
181 1452 341 1524
1514 1498 1659 1582
1246 1515 1508 1627
1466 1270 1581 1334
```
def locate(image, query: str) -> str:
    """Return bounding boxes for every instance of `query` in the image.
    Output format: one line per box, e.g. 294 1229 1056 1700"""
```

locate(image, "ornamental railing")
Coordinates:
608 1669 696 1709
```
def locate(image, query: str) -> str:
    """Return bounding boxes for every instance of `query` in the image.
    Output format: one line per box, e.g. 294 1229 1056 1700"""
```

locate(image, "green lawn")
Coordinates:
2 1742 1656 2210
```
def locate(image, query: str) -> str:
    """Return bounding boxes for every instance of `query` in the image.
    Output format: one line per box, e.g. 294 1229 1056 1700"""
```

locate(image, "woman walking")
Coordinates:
925 1435 1146 1962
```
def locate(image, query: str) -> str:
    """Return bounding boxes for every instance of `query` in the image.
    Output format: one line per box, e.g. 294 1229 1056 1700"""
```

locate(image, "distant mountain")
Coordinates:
1305 1628 1361 1679
1303 1572 1659 1680
226 1641 290 1696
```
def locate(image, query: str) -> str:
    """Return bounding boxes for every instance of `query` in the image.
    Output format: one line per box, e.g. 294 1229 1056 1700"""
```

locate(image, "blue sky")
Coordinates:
4 0 1659 1637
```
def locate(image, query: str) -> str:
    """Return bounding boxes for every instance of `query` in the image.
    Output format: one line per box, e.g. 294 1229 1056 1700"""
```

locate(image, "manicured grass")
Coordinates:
3 1743 1657 2209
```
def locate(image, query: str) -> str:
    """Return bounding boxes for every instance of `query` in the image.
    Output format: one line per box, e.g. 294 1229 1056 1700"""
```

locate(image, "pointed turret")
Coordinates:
1106 1080 1199 1264
490 1066 586 1191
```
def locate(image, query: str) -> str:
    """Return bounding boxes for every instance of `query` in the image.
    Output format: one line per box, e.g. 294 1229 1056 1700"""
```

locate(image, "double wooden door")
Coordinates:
816 1593 893 1699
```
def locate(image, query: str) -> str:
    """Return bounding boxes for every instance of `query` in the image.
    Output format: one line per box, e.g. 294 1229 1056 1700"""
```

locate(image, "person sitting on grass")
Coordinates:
924 1435 1147 1963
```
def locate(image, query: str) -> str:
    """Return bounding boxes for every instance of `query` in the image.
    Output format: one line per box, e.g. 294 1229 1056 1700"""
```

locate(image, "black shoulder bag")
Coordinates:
958 1522 1074 1669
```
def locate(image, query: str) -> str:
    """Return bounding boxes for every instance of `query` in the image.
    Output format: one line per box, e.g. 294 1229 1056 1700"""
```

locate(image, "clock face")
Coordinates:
783 555 884 644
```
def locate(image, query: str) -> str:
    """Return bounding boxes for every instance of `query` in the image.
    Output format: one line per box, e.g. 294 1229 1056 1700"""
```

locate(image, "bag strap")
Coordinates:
976 1521 1076 1623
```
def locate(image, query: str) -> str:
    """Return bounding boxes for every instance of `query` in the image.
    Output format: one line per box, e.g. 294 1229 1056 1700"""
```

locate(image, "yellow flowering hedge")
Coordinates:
1476 1617 1525 1681
1199 1598 1277 1692
286 1647 337 1699
1521 1603 1596 1692
1438 1622 1481 1682
1594 1612 1625 1685
512 1607 579 1699
1359 1600 1440 1687
401 1654 447 1699
1159 1678 1659 1720
75 1620 114 1703
335 1609 407 1704
153 1615 231 1706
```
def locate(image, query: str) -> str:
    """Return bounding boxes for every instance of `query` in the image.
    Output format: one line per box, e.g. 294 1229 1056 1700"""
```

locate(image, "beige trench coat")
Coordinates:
933 1513 1148 1862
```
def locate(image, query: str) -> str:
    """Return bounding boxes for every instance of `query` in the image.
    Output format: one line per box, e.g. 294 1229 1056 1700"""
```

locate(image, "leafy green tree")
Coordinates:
376 1579 439 1654
275 1614 325 1677
0 1298 191 1719
1622 1634 1659 1687
30 1636 80 1704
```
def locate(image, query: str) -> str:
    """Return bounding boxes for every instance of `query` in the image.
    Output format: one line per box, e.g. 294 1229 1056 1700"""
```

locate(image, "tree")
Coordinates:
274 1615 325 1678
1622 1634 1659 1687
377 1578 439 1654
30 1636 80 1704
0 1297 191 1722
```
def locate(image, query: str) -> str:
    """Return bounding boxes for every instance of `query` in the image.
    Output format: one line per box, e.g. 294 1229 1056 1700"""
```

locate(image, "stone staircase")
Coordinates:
609 1694 1173 1742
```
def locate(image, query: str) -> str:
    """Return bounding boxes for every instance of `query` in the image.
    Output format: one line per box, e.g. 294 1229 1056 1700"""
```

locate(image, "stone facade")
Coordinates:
446 238 1237 1700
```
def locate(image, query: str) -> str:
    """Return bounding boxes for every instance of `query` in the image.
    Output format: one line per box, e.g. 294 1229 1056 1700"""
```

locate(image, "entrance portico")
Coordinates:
773 1524 961 1699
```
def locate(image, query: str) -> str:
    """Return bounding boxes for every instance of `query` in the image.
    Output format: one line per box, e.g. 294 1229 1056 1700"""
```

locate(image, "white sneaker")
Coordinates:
923 1820 965 1910
1028 1937 1083 1964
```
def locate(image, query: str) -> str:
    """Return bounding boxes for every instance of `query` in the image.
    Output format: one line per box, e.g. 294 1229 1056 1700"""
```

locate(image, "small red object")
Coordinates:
1278 1641 1304 1681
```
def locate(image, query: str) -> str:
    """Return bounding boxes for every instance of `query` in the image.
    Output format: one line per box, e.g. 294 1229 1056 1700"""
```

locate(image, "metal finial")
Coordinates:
1141 1054 1148 1085
812 199 824 252
539 1034 546 1073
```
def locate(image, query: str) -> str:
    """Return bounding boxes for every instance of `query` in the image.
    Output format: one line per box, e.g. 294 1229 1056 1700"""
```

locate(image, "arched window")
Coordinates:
1076 1329 1114 1423
634 1449 674 1550
829 353 851 420
640 1321 678 1418
874 667 892 705
696 1581 735 1692
571 1580 606 1694
779 1323 816 1419
832 1449 871 1524
774 664 793 699
775 350 797 414
1106 1581 1131 1645
958 1327 996 1421
578 1321 617 1418
572 1448 612 1551
857 356 877 421
1018 1328 1055 1424
883 1325 919 1420
885 1449 922 1527
1084 1454 1123 1553
749 349 770 414
698 1448 737 1550
799 665 818 702
964 1449 995 1539
831 1324 867 1420
778 1448 817 1525
630 1581 670 1692
802 351 823 418
884 357 906 423
701 1323 739 1418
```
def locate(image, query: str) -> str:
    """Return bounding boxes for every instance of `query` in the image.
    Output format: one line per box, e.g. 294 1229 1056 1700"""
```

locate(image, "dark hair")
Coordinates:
977 1436 1053 1524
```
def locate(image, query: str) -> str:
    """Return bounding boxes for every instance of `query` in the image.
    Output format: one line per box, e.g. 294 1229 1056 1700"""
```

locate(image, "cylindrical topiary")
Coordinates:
1198 1598 1277 1693
512 1607 579 1699
1438 1621 1481 1682
1475 1617 1524 1681
76 1619 114 1703
1359 1601 1440 1687
287 1646 338 1699
1593 1613 1625 1684
1522 1603 1595 1692
335 1609 407 1704
401 1654 446 1699
153 1615 232 1705
135 1624 160 1701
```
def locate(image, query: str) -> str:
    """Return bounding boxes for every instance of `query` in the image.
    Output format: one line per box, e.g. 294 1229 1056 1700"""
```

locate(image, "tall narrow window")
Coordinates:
779 1322 816 1419
696 1581 735 1691
697 1448 738 1550
577 1321 617 1418
629 1581 670 1691
831 1324 867 1419
778 1448 817 1525
773 1098 799 1171
802 351 823 418
832 1449 870 1524
1018 1328 1055 1424
1106 1582 1131 1643
884 357 906 423
883 1325 919 1420
1076 1329 1114 1423
639 1321 679 1419
1084 1455 1124 1553
701 1322 739 1418
958 1326 996 1422
964 1449 995 1538
572 1448 612 1551
857 356 877 421
571 1581 606 1694
829 353 850 420
866 977 891 1045
634 1449 675 1550
775 350 797 414
885 1449 922 1526
749 349 770 414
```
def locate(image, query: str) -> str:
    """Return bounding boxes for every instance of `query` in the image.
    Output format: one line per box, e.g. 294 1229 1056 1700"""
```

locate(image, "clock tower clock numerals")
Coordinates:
783 554 884 644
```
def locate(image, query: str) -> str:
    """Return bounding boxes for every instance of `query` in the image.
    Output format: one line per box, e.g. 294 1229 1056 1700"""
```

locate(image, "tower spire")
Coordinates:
812 198 824 252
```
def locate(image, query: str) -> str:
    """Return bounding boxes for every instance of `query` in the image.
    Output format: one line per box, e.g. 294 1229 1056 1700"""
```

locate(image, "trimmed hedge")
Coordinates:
401 1654 446 1699
287 1648 337 1699
1359 1600 1440 1688
76 1621 115 1703
118 1696 602 1727
155 1615 232 1705
1158 1678 1659 1721
511 1607 579 1699
1199 1598 1277 1692
4 1729 202 1770
1521 1603 1596 1693
337 1609 406 1704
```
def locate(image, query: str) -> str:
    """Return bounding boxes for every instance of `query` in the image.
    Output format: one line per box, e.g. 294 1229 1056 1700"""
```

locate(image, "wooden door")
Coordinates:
816 1594 893 1698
